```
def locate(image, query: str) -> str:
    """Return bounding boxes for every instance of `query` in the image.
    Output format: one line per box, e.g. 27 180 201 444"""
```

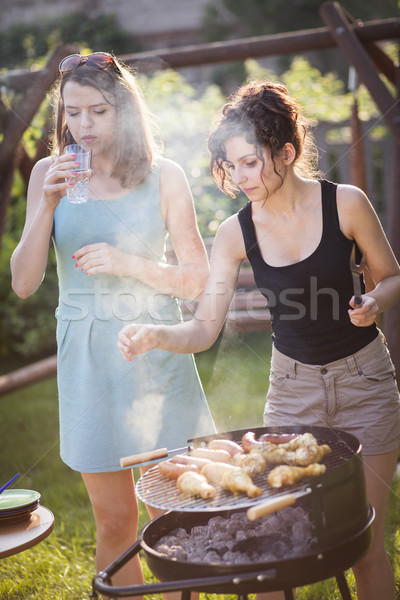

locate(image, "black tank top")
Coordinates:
237 179 377 365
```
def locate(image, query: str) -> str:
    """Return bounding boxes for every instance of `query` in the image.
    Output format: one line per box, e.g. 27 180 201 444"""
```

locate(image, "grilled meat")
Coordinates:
176 471 216 499
241 432 331 469
242 431 299 452
239 449 267 477
159 460 199 480
201 462 263 498
201 461 237 485
207 438 244 458
221 468 263 498
189 447 232 464
268 464 326 488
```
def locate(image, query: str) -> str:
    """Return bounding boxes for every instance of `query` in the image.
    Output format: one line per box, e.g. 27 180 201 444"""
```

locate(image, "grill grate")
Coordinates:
135 430 359 512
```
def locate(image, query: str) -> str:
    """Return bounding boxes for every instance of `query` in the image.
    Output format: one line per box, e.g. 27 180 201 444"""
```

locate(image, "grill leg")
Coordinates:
181 592 191 600
284 590 295 600
335 572 352 600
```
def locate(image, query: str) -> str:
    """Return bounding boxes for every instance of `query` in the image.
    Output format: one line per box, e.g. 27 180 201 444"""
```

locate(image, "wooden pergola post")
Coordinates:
348 68 368 192
385 54 400 379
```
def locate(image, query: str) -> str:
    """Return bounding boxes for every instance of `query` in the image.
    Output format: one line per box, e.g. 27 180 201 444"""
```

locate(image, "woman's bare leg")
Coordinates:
82 469 142 600
351 449 398 600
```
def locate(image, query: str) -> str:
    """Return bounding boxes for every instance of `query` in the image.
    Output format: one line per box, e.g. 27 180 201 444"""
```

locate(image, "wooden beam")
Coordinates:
319 2 400 145
350 98 367 192
363 41 397 85
0 355 57 397
384 50 400 389
349 90 380 324
338 4 398 85
1 18 399 92
120 18 400 71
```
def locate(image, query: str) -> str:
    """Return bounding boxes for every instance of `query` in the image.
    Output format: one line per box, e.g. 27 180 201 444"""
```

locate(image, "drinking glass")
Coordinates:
64 144 91 204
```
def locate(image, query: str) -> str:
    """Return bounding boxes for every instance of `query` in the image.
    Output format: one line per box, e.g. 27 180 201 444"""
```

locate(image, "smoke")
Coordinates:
125 391 165 448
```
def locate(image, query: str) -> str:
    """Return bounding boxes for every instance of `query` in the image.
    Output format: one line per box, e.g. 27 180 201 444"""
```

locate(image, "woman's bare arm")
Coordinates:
11 154 79 298
338 184 400 327
73 159 210 300
117 215 246 358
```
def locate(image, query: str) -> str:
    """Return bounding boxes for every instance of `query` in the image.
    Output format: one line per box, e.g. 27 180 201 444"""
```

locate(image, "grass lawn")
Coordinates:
0 331 399 599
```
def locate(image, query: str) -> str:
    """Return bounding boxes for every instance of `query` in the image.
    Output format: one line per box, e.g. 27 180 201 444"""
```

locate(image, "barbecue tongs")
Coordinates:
349 243 364 306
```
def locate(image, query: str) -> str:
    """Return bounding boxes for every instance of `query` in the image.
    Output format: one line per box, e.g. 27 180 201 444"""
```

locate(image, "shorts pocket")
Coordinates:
360 368 396 384
269 366 291 385
357 351 397 386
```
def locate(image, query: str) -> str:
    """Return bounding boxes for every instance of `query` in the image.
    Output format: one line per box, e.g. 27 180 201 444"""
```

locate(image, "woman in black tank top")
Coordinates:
119 81 400 600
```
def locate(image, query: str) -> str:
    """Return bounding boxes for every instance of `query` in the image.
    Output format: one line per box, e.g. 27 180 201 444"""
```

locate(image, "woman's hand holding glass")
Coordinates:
43 153 84 208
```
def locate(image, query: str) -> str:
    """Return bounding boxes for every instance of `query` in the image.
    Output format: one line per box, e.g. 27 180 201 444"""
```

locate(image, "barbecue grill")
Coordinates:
91 426 373 600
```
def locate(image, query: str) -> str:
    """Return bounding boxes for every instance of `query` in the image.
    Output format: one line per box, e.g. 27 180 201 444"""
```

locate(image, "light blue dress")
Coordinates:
52 163 216 472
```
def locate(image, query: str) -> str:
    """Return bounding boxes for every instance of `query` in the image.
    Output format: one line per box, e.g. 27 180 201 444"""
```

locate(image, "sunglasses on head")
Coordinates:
59 52 117 76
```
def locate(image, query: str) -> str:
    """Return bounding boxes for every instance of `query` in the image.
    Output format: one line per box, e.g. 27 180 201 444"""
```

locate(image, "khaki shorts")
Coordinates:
264 331 400 455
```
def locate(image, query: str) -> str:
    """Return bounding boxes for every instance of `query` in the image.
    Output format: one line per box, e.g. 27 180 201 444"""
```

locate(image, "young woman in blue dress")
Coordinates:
11 52 215 596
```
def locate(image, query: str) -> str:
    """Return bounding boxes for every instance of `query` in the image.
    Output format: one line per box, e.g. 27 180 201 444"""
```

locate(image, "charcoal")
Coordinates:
292 519 313 543
213 530 233 542
271 540 289 558
171 527 189 539
235 528 248 540
222 550 253 564
155 543 187 561
191 525 206 536
153 507 315 564
206 515 229 535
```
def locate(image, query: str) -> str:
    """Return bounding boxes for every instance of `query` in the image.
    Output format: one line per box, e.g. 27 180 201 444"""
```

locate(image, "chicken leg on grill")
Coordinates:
268 463 326 488
201 462 263 498
176 471 216 499
240 432 331 473
221 468 263 498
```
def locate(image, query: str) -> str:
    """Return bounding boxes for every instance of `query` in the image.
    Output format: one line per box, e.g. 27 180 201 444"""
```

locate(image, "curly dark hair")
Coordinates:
208 80 319 197
51 55 162 188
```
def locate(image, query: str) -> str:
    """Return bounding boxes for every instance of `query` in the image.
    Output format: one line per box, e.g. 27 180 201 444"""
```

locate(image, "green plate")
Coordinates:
0 489 41 512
